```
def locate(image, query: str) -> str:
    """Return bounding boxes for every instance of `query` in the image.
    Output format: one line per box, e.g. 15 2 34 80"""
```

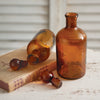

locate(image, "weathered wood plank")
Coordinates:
67 5 100 13
0 15 48 24
0 41 28 49
78 23 100 31
0 24 48 31
87 40 100 48
0 6 48 15
68 0 100 4
0 49 100 100
86 32 100 40
0 0 48 6
78 14 100 22
0 33 35 40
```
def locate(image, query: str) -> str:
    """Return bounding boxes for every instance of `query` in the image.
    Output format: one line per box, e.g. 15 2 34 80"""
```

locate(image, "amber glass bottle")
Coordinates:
27 29 55 64
56 12 87 79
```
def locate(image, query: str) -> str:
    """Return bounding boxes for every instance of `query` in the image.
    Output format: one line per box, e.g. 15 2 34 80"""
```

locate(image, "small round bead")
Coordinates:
10 58 20 71
51 77 62 88
40 70 54 83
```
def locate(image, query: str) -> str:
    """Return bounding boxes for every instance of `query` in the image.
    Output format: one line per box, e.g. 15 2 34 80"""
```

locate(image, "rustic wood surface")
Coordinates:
0 47 56 92
0 48 100 100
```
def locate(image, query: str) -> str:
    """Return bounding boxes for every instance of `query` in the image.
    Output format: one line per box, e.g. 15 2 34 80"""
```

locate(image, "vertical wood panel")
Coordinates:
49 0 67 33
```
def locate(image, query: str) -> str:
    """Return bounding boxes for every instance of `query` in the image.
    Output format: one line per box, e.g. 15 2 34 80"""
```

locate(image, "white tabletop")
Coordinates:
0 48 100 100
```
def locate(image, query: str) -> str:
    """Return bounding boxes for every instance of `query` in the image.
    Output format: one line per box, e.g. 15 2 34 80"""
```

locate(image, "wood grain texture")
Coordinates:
0 49 100 100
0 47 56 92
0 0 49 53
68 0 100 4
0 0 48 6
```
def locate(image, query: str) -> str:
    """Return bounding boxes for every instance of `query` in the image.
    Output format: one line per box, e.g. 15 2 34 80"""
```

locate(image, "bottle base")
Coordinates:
57 72 85 80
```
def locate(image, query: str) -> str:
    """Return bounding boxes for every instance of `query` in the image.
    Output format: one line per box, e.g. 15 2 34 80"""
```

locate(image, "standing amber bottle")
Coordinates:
27 29 55 64
56 12 87 79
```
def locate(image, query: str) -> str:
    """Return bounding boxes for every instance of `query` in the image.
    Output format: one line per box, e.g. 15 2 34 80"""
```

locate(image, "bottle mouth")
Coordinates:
27 54 39 64
65 12 78 17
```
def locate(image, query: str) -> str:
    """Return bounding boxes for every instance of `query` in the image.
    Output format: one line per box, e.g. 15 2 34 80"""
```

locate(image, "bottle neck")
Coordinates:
65 13 78 28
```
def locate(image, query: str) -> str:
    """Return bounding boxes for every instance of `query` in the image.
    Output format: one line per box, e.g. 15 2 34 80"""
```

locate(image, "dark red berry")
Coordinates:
40 70 54 83
51 77 62 88
10 58 20 71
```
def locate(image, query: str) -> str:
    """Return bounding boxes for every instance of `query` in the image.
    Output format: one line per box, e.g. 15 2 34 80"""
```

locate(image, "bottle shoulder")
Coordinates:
56 27 87 41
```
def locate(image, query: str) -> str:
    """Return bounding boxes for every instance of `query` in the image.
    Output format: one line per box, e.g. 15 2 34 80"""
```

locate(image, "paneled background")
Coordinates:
0 0 49 54
0 0 100 55
67 0 100 51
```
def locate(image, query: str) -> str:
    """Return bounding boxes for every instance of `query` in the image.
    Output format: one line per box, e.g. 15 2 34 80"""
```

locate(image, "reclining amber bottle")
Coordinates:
27 29 55 64
56 12 87 79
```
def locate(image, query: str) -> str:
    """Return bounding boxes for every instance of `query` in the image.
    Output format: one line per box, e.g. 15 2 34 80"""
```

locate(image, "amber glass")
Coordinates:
27 29 55 64
56 12 87 79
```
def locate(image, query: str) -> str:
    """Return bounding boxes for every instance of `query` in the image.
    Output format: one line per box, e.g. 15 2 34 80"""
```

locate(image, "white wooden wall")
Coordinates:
0 0 100 55
67 0 100 51
0 0 49 54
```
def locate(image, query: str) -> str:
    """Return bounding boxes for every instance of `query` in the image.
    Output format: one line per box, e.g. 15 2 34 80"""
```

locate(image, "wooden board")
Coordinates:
0 47 56 92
